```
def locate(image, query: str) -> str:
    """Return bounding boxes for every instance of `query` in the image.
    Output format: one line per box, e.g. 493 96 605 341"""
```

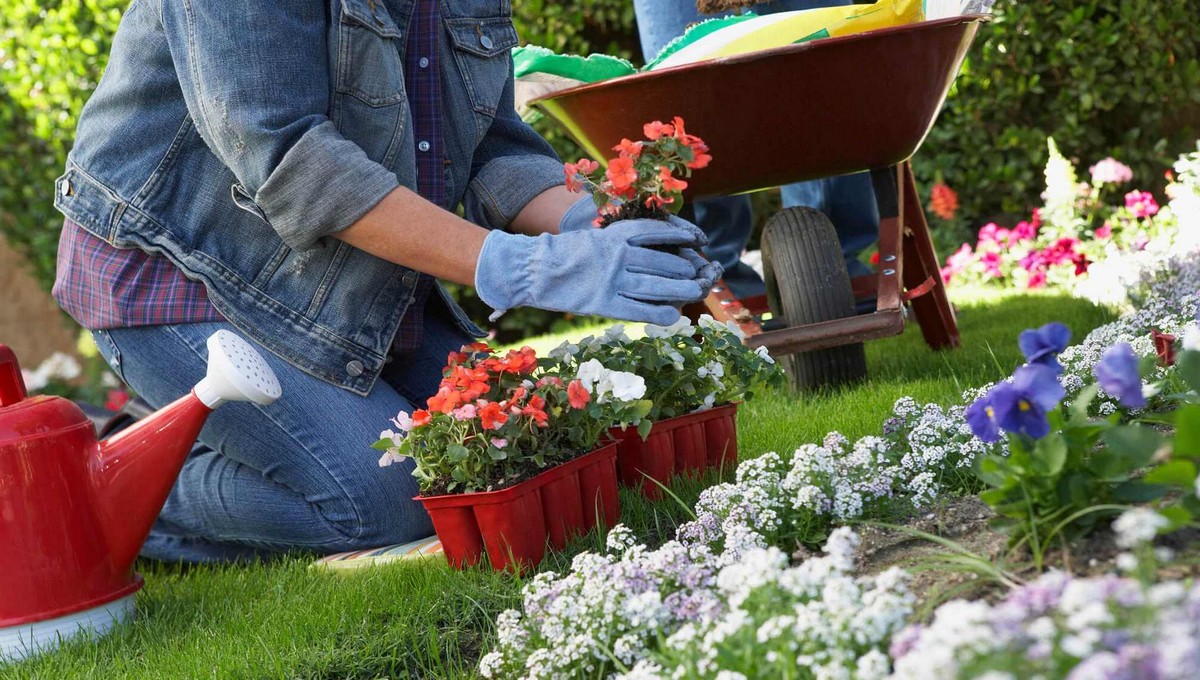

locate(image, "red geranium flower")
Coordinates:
643 120 675 140
613 138 642 158
105 389 130 412
521 394 549 427
607 156 638 194
427 386 463 414
929 182 958 221
411 409 432 427
659 167 688 193
478 402 508 430
567 380 590 409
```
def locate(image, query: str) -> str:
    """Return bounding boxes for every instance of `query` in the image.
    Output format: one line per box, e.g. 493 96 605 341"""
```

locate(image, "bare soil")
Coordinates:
0 234 79 366
836 496 1200 614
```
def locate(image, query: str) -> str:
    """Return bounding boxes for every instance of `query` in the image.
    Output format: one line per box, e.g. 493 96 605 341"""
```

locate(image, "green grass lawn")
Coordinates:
8 289 1117 679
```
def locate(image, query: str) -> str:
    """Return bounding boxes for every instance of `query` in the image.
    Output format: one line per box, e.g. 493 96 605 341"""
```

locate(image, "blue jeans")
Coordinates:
92 301 471 563
633 0 879 296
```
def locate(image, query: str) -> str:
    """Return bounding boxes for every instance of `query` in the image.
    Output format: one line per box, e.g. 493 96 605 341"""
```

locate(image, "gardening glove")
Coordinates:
680 248 724 298
476 219 709 326
558 195 602 233
559 197 721 299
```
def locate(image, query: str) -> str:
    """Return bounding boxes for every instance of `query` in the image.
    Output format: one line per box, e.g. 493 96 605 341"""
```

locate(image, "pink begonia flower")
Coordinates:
1031 208 1043 228
940 243 973 283
976 223 1010 246
1089 157 1133 185
980 251 1004 278
1124 190 1159 218
1134 234 1150 251
1095 223 1113 239
490 438 508 449
452 403 477 421
1011 220 1037 242
1027 269 1047 289
391 411 414 432
1019 250 1041 272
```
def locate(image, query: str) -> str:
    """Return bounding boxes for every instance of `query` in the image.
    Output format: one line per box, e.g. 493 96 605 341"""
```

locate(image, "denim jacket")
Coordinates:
54 0 565 395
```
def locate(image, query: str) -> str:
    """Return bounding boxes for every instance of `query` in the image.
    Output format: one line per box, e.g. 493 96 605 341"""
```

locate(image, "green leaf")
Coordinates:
1174 404 1200 459
973 456 1008 488
1178 350 1200 394
637 419 653 440
447 444 470 462
1112 481 1169 503
1069 383 1100 424
1143 460 1198 487
1032 434 1068 476
1103 426 1163 469
488 446 508 461
1158 506 1192 530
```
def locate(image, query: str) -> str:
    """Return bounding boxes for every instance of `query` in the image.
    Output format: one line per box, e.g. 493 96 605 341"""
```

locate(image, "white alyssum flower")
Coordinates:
1112 508 1169 549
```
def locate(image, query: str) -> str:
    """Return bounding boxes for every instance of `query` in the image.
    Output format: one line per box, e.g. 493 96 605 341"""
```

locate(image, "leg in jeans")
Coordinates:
633 0 878 295
91 301 470 563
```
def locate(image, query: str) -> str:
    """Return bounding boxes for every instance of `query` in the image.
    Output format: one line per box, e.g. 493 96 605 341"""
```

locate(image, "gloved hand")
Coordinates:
559 196 723 298
476 219 709 325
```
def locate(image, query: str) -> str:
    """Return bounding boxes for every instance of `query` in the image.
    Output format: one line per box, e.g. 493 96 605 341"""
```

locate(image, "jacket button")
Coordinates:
346 360 365 377
60 179 73 197
479 34 493 50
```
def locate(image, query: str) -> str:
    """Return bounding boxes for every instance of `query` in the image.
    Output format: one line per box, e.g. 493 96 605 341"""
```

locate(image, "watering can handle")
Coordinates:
0 345 28 407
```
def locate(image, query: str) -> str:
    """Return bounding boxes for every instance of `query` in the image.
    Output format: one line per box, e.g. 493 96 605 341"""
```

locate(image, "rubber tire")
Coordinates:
762 207 868 391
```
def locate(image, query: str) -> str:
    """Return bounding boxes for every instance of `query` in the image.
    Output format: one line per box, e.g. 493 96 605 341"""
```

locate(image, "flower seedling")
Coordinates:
564 117 710 227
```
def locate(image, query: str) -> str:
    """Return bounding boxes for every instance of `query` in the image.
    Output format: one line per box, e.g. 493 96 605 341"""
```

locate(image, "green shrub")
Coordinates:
916 0 1200 236
0 0 124 285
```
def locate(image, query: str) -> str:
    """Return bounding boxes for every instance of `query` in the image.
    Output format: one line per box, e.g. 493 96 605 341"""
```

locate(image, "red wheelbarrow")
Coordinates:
531 14 988 389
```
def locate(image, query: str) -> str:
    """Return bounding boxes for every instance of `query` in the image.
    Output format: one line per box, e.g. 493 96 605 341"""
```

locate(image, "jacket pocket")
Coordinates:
445 16 519 118
335 0 405 107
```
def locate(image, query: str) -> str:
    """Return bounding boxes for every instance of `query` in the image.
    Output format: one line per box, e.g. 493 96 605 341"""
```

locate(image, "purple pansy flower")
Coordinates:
1018 322 1072 373
965 394 1002 443
1094 343 1147 408
989 364 1066 439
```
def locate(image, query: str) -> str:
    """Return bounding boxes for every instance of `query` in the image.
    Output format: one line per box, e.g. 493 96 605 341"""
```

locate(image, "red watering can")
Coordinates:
0 331 280 662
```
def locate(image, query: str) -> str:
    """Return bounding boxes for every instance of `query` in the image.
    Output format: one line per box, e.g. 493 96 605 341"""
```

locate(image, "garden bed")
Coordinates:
4 288 1118 679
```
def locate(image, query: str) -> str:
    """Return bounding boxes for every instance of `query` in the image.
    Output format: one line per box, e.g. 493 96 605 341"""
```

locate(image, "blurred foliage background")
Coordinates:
2 0 1198 342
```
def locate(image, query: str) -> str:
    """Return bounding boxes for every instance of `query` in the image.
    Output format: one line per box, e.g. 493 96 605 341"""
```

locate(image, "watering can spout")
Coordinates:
90 331 281 570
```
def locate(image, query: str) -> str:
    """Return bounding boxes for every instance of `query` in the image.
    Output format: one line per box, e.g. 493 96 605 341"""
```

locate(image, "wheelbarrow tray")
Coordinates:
531 15 986 199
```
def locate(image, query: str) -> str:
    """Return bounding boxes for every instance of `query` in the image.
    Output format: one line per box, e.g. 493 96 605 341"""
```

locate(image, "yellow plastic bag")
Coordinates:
650 0 924 70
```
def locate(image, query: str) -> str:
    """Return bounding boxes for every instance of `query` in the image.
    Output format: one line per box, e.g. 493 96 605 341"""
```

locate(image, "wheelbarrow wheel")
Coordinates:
762 207 867 391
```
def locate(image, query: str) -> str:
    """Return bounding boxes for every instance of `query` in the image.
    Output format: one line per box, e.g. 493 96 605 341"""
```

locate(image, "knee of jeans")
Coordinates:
322 470 434 548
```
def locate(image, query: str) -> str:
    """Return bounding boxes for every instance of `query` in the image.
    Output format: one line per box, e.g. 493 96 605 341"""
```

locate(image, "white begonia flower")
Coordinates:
644 316 694 339
753 345 775 364
603 323 631 345
377 450 406 467
100 372 120 388
1112 507 1169 548
379 429 404 447
40 352 83 381
601 370 646 402
20 368 47 392
549 340 580 362
575 359 606 390
1184 325 1200 351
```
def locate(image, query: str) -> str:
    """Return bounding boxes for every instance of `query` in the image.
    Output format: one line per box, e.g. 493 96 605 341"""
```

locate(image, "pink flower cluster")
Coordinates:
1125 190 1160 219
1089 157 1134 185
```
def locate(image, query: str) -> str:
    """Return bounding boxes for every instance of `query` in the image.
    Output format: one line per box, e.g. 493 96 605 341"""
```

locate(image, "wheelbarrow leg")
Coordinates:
898 162 960 350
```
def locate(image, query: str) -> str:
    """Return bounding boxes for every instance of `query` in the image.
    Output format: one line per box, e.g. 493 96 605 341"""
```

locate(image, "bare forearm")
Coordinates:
333 187 487 286
333 184 576 284
510 184 578 236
